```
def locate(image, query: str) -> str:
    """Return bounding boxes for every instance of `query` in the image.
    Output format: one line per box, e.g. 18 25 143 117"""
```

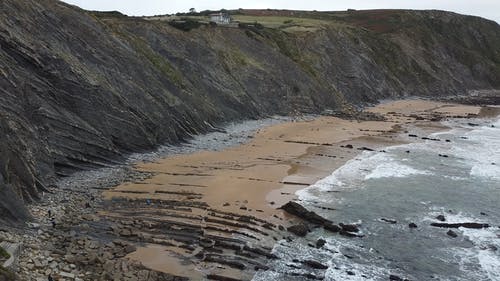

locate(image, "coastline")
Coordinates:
2 99 493 281
106 100 483 278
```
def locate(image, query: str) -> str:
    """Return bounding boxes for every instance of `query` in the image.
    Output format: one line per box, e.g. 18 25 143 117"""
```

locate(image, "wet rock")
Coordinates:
408 223 418 228
408 134 418 137
302 259 328 270
346 270 355 275
279 201 331 225
431 222 489 229
316 238 326 248
447 230 458 238
380 218 397 224
287 224 310 237
345 144 354 149
357 147 374 151
323 223 341 233
438 154 449 158
339 223 359 233
389 275 403 281
206 274 243 281
436 215 446 222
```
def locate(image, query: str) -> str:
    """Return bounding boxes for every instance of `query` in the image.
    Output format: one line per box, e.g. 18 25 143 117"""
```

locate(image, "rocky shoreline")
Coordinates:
1 99 497 281
0 117 295 281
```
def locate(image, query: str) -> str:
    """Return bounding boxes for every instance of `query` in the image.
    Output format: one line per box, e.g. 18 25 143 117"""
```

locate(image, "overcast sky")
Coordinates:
61 0 499 23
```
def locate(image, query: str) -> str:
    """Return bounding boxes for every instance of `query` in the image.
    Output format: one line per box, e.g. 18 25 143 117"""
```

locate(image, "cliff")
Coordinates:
1 0 499 224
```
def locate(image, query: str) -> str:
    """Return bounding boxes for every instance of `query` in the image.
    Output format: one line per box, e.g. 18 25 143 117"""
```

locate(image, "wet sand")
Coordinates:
102 99 481 279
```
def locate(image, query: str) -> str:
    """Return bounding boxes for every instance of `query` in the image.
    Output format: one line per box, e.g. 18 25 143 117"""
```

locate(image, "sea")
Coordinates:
254 115 500 281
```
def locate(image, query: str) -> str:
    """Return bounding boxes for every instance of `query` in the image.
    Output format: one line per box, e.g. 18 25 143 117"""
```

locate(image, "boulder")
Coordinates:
316 239 326 248
324 223 341 233
302 259 328 270
436 215 446 221
339 223 359 233
447 230 458 238
279 202 331 225
287 225 309 237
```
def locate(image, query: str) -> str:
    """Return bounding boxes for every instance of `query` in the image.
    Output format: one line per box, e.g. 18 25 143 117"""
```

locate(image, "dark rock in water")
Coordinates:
447 230 458 238
278 225 285 231
468 123 479 126
445 139 451 142
345 144 354 149
339 223 359 233
431 222 490 229
408 134 418 137
380 218 397 224
389 275 404 281
480 212 488 216
357 147 374 151
302 259 329 270
489 245 498 251
279 201 332 225
438 154 449 158
346 270 355 276
436 215 446 222
316 238 327 248
405 150 410 153
324 223 341 233
408 223 418 228
206 274 243 281
287 224 310 237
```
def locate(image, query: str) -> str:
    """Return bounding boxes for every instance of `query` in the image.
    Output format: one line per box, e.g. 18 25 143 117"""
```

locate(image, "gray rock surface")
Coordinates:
0 1 499 224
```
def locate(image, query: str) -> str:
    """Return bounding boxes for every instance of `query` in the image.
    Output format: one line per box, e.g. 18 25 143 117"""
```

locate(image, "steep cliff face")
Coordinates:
1 0 499 224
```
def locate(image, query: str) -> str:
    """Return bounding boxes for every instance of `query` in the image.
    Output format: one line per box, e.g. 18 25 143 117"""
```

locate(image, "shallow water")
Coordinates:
255 116 500 281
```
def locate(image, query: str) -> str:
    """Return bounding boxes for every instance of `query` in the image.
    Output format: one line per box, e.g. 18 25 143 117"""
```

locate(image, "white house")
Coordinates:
209 13 231 24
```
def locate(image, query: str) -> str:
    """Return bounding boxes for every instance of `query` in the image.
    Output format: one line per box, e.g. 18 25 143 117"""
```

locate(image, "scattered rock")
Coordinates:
287 224 309 237
339 223 359 233
302 259 328 270
380 218 397 224
447 230 458 238
345 144 354 149
324 223 341 233
316 239 326 248
436 215 446 222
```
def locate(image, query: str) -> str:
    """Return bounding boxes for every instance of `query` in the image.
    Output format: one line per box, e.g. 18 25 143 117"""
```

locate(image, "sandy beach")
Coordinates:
95 99 483 279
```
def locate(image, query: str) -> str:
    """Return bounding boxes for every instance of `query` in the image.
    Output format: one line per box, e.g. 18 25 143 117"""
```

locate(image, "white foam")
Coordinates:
364 161 430 180
297 150 432 201
427 211 500 280
448 118 500 181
